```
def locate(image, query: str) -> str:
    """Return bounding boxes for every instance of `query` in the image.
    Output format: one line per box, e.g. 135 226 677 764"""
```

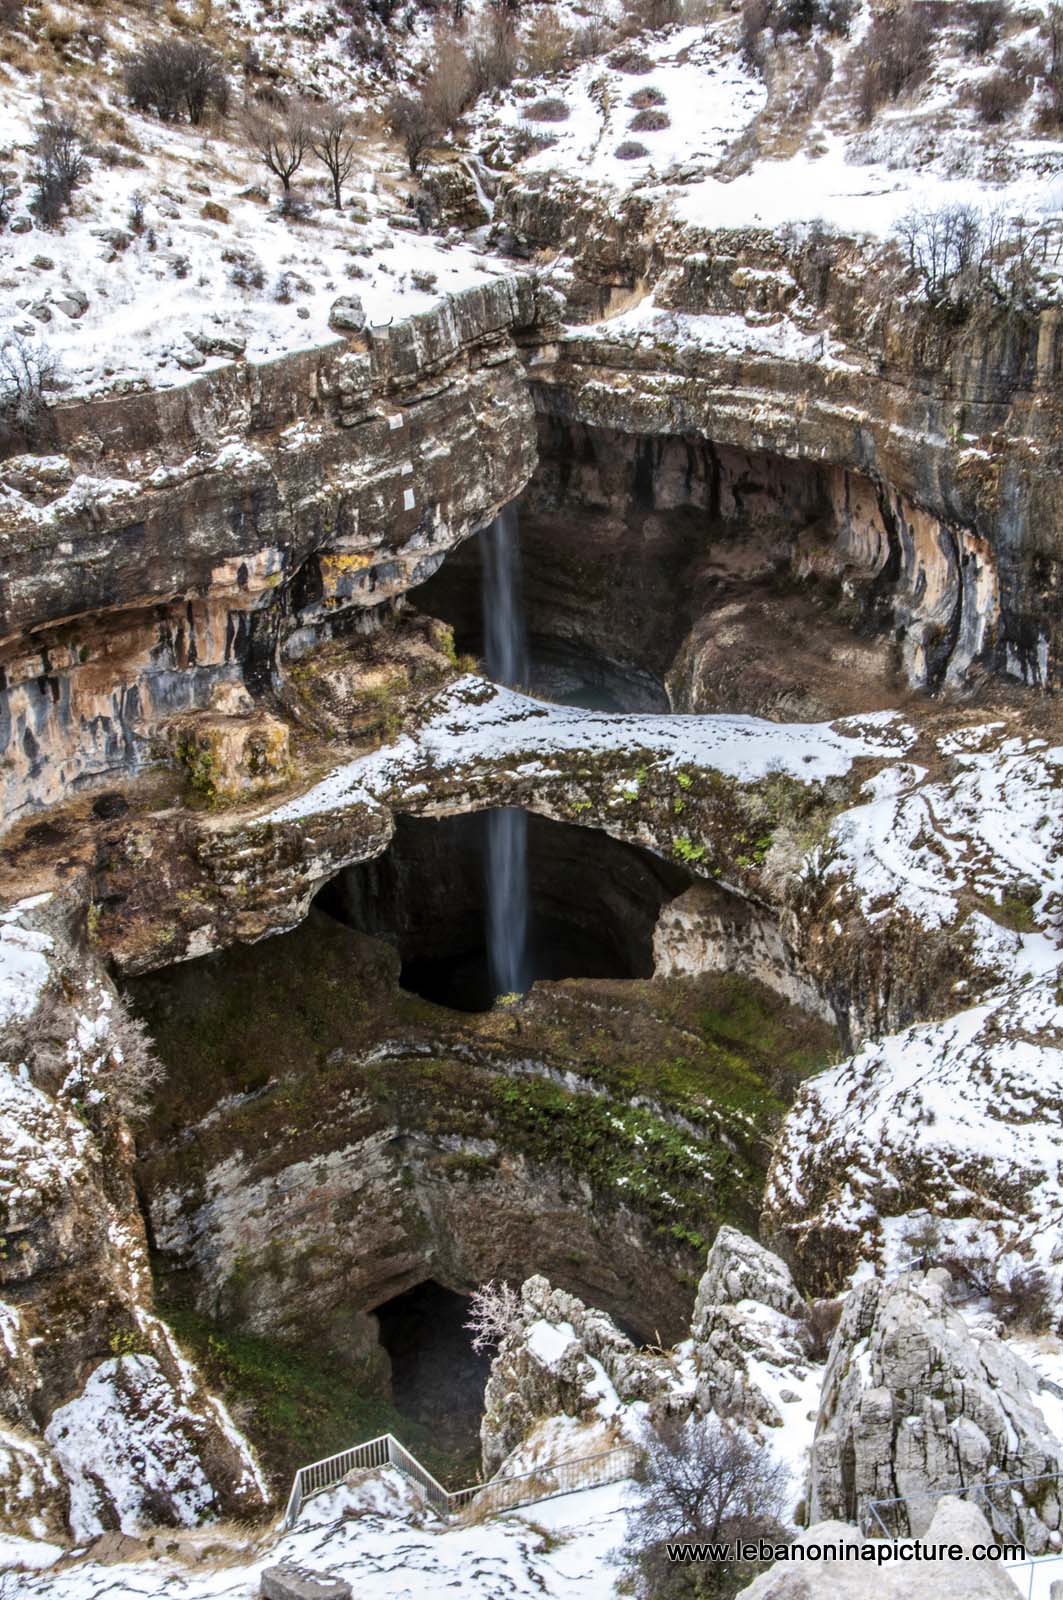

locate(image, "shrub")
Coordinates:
228 253 265 289
974 67 1028 122
964 0 1008 55
124 37 229 125
0 334 57 450
29 107 88 226
464 1280 522 1352
629 107 669 131
799 1297 843 1360
624 0 683 28
990 1266 1053 1332
614 139 650 159
610 46 654 74
854 5 936 121
629 85 666 108
624 1413 791 1599
525 95 569 122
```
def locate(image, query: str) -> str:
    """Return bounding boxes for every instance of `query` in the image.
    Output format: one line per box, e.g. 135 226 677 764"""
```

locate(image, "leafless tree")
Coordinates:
245 101 311 197
30 105 88 226
624 1412 791 1598
125 38 229 125
464 1279 522 1353
964 0 1009 56
0 334 58 449
386 92 441 175
311 103 359 209
425 37 476 131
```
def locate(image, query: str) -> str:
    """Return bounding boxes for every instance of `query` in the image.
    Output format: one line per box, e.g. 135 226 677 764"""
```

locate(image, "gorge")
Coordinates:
2 4 1063 1595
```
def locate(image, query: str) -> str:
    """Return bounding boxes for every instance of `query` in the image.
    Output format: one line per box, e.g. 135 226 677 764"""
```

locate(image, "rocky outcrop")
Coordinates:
0 277 551 827
0 896 267 1539
809 1270 1063 1549
654 884 833 1023
765 965 1063 1293
738 1497 1020 1598
480 1275 668 1477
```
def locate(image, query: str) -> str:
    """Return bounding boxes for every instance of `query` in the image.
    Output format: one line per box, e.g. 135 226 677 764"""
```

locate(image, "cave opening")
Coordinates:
314 809 691 1013
374 1280 491 1469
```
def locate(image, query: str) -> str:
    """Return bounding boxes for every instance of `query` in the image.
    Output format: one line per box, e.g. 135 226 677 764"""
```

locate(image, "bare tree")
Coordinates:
464 1280 522 1353
245 101 311 197
30 105 88 226
624 1412 791 1598
425 37 476 130
311 103 359 210
386 92 442 175
0 334 58 449
964 0 1009 56
125 38 229 125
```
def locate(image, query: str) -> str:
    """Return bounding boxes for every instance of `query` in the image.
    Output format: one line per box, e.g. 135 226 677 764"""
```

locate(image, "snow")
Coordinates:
470 25 766 189
0 896 54 1027
770 965 1063 1281
526 1318 578 1368
44 1355 219 1542
266 677 914 823
14 1472 635 1599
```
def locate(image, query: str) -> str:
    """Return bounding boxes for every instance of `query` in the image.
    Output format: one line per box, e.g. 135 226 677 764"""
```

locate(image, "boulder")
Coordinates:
188 328 247 359
328 295 366 334
810 1270 1063 1549
261 1567 352 1600
738 1497 1020 1596
54 287 89 319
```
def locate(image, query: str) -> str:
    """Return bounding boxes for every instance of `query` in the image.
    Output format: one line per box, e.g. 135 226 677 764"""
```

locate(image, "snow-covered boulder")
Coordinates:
738 1497 1019 1597
44 1351 264 1542
810 1270 1063 1549
479 1275 667 1476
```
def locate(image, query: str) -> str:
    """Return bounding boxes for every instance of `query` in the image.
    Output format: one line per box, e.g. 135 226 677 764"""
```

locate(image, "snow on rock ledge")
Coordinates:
765 968 1063 1293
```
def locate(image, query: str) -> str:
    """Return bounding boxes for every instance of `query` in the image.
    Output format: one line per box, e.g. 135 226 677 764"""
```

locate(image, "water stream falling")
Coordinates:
481 506 531 998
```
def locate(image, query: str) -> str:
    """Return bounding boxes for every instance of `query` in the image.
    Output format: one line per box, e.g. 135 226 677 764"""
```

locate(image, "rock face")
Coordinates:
765 966 1063 1293
0 897 267 1539
500 177 1063 689
0 277 549 826
261 1567 352 1600
737 1497 1020 1598
810 1271 1063 1549
654 884 832 1024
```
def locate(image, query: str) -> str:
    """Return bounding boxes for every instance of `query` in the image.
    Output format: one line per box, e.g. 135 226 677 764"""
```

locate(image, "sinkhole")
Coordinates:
374 1280 491 1466
314 809 691 1013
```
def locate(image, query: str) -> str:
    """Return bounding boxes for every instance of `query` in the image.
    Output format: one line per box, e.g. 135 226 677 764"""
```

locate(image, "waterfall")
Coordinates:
481 506 530 998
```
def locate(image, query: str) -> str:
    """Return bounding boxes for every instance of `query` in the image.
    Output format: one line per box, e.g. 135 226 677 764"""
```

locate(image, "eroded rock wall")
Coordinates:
0 278 548 827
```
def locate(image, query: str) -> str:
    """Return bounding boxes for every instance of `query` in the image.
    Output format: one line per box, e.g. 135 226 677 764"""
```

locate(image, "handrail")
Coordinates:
282 1433 639 1529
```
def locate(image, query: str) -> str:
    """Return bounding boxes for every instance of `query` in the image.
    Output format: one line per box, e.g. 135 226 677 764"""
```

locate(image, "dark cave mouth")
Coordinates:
314 808 691 1014
374 1280 491 1468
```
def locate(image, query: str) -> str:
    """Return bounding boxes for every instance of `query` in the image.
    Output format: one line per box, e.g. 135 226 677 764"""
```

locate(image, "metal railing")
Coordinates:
866 1469 1063 1548
283 1433 638 1529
